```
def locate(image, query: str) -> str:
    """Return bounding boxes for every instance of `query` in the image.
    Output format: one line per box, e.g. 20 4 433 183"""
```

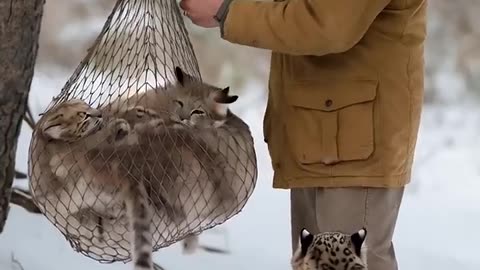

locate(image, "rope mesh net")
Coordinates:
27 0 257 263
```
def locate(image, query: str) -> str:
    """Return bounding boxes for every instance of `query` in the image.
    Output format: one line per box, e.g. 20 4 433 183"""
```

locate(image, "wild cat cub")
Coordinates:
29 99 135 218
163 66 237 129
131 67 243 225
29 99 154 270
291 228 368 270
98 66 246 251
107 66 237 129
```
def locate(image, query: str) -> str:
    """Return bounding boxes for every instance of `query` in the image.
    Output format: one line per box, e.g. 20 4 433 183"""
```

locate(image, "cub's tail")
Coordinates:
124 181 153 270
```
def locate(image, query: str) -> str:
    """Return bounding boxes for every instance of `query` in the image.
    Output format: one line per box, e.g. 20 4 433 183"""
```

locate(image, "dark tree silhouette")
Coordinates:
0 0 44 233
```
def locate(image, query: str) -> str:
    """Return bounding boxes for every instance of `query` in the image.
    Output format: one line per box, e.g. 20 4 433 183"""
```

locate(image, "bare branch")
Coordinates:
13 102 35 185
23 102 37 130
10 253 25 270
15 104 32 178
200 245 230 254
14 170 27 179
153 262 166 270
10 188 41 214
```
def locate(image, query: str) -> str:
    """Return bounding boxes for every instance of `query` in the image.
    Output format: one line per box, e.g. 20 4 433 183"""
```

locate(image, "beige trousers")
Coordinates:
290 187 404 270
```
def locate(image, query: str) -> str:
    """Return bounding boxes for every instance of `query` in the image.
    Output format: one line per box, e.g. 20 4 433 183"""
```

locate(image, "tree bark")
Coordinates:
0 0 44 233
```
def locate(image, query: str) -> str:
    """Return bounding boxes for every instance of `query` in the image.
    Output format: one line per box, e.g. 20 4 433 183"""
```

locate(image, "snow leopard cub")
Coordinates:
291 228 368 270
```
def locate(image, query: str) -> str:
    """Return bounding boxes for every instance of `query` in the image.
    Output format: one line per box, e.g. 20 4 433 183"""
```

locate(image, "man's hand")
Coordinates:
179 0 222 28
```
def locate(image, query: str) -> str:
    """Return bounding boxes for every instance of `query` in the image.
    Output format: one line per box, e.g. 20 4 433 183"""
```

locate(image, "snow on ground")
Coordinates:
1 71 480 270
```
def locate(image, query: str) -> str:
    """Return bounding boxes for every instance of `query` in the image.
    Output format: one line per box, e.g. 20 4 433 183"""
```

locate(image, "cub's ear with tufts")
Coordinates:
222 86 231 95
174 66 195 86
174 66 185 85
213 87 238 104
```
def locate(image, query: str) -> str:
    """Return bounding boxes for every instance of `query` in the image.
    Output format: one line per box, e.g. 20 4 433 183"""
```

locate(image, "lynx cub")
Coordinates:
29 99 154 270
131 67 243 227
94 67 247 250
30 99 134 218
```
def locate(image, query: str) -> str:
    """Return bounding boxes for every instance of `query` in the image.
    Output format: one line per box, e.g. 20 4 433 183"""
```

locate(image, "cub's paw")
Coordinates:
172 123 186 129
149 118 166 128
134 118 166 134
108 119 131 142
133 106 159 119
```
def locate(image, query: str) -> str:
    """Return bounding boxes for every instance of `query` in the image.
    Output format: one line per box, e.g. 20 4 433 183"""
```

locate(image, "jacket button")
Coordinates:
325 99 333 107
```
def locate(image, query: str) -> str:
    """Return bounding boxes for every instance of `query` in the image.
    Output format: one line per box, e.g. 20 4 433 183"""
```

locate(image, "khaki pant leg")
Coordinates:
290 188 318 253
290 187 404 270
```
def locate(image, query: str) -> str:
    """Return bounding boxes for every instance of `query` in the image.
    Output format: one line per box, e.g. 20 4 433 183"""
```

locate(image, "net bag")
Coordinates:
27 0 257 263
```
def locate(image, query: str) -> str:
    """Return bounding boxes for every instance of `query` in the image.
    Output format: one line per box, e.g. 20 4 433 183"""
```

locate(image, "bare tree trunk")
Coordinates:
0 0 44 233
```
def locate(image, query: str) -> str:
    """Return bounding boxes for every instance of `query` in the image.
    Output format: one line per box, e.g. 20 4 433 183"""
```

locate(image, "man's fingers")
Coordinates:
179 0 190 11
183 12 201 24
191 18 214 27
190 17 202 25
178 0 218 28
188 13 201 20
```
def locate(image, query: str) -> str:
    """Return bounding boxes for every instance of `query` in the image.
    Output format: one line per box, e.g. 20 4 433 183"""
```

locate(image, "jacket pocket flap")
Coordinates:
285 79 378 112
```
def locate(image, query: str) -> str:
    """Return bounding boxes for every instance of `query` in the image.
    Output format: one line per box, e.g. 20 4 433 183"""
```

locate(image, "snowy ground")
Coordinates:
0 70 480 270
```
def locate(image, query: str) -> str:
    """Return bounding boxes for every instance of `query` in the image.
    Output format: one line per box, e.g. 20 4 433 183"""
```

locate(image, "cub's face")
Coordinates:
291 228 368 270
166 66 238 129
40 99 103 142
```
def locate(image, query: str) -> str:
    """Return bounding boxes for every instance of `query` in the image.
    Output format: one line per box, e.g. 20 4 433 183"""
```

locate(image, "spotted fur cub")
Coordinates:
291 228 368 270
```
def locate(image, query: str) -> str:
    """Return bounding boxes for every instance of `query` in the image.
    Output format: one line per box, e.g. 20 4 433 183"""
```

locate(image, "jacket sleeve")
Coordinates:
221 0 391 56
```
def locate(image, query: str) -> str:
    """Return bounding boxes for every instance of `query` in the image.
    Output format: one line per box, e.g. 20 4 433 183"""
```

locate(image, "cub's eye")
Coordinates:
135 107 145 117
190 109 205 115
175 100 183 107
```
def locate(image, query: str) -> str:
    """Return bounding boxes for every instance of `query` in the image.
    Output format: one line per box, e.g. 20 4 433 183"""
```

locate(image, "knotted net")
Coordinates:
27 0 257 263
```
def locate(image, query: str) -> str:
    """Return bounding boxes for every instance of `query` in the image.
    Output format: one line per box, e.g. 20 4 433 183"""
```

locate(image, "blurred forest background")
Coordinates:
35 0 480 103
1 0 480 269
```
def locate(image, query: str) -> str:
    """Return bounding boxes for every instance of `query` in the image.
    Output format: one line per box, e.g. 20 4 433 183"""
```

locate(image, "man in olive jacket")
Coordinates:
180 0 426 269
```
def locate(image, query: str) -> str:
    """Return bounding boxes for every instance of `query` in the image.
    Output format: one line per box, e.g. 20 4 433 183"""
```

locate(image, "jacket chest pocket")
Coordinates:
284 80 378 165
